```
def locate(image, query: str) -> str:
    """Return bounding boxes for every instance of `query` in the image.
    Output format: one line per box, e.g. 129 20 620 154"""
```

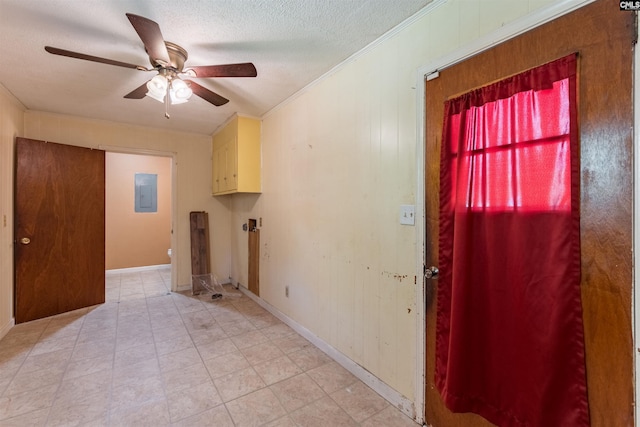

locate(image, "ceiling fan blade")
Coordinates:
189 63 257 78
187 80 229 106
124 82 150 99
126 13 170 65
45 46 146 70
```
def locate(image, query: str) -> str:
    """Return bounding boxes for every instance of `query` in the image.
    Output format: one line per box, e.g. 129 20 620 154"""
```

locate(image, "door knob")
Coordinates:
425 266 439 279
20 237 31 245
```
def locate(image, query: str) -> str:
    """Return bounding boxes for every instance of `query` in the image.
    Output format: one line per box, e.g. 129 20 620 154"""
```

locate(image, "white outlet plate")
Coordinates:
400 205 415 226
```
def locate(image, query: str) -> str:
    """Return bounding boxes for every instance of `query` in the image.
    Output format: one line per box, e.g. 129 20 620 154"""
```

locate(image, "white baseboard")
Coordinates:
238 287 417 422
176 284 191 292
106 264 171 275
0 317 15 341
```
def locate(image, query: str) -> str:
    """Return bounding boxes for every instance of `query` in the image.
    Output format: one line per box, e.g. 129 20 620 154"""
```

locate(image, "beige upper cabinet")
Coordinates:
212 115 261 196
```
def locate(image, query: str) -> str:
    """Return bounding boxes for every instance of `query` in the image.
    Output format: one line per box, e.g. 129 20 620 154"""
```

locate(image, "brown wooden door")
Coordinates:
15 138 105 323
248 218 259 296
425 1 634 426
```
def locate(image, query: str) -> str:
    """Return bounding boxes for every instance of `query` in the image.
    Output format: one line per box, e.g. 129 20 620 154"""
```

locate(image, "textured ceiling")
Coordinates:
0 0 432 135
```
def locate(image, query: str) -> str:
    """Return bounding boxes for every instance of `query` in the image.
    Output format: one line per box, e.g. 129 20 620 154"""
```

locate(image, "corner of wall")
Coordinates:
0 317 15 341
0 85 25 341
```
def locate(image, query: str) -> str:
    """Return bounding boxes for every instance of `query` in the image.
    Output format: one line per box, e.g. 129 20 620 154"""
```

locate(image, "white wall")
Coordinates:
227 0 583 411
0 86 25 339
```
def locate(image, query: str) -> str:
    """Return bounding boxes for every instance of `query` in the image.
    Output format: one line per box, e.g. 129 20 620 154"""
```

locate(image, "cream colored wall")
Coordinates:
228 0 567 405
23 111 231 290
0 87 25 338
106 152 172 270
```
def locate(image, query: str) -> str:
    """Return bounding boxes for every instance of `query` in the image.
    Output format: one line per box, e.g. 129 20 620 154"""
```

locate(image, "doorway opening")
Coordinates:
104 149 177 296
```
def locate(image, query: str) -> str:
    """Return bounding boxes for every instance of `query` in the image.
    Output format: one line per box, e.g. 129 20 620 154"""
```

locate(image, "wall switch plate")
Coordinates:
400 205 415 225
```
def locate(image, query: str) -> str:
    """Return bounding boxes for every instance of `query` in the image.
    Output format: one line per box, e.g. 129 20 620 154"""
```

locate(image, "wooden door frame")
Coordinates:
100 145 178 291
413 0 608 424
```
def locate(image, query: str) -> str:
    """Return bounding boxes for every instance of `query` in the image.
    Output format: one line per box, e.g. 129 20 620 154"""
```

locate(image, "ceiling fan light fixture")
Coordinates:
170 78 192 104
146 74 168 102
45 13 254 117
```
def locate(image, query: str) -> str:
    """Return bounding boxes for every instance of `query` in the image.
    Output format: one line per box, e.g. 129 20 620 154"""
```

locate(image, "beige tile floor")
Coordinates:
0 267 419 426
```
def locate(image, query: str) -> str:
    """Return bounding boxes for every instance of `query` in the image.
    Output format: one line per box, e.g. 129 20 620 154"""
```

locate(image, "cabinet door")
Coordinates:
212 116 259 196
224 138 238 191
212 146 223 194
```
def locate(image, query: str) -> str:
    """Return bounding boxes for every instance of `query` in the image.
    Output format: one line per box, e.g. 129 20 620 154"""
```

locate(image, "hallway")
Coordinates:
0 267 418 426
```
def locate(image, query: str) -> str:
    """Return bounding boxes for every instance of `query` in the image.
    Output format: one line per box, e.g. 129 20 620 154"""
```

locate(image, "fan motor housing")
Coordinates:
149 41 188 72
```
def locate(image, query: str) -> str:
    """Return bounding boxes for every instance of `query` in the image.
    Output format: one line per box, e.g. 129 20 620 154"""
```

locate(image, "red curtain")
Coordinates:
435 54 589 426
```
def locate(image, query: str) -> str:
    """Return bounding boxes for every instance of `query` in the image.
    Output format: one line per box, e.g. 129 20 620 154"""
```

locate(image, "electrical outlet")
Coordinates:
285 286 289 297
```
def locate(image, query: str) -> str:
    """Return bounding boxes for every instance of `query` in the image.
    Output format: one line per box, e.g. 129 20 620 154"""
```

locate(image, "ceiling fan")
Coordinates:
45 13 257 118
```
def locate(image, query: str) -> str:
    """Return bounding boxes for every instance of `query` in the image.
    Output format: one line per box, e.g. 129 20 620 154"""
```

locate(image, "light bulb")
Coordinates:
146 75 167 102
170 78 193 104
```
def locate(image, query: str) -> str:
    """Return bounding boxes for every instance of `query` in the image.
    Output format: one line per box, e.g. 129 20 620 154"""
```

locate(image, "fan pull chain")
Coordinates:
164 86 170 119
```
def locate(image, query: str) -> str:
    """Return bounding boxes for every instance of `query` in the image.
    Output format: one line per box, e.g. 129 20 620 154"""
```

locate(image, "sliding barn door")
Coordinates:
15 138 105 323
425 1 634 425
